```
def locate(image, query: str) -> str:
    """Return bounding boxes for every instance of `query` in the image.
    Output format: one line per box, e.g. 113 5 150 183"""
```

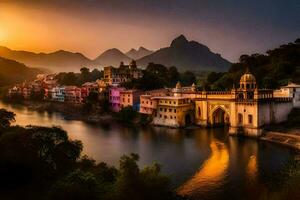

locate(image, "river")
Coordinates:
0 101 297 199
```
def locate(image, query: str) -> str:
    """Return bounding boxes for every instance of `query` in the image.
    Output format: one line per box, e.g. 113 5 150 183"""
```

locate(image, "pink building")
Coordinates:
108 86 126 112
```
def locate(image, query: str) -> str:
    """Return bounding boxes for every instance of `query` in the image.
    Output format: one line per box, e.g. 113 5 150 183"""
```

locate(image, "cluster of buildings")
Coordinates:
8 61 300 137
8 60 143 104
8 74 100 103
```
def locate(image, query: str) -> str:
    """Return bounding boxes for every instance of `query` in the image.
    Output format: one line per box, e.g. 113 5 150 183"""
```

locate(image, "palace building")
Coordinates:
103 60 143 86
140 70 300 137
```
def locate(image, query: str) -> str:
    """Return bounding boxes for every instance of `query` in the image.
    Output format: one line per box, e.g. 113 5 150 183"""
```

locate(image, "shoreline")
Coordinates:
261 131 300 152
2 100 114 124
2 100 300 152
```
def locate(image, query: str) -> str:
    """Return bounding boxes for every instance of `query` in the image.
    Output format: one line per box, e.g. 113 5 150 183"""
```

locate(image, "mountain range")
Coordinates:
0 35 231 72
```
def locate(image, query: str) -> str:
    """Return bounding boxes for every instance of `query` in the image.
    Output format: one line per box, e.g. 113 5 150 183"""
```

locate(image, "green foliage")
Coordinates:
56 67 103 86
122 63 197 90
0 109 176 200
116 106 138 124
51 169 99 200
180 71 196 86
205 39 300 90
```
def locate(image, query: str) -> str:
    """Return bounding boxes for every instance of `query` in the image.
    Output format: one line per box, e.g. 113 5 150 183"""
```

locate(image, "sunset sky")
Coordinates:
0 0 299 62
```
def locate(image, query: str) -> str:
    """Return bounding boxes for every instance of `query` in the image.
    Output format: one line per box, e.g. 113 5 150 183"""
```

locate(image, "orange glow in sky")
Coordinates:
0 1 299 61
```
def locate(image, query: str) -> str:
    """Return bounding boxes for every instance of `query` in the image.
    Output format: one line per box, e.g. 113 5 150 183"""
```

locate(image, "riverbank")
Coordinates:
261 131 300 151
3 100 114 124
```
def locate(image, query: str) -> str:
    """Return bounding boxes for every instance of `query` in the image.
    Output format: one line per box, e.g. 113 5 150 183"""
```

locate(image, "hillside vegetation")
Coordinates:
0 57 42 87
204 38 300 90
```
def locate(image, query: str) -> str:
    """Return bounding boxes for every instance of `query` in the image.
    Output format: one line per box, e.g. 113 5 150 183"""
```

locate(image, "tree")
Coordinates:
180 71 196 86
50 169 99 200
0 109 15 129
0 126 83 187
115 153 141 200
168 66 180 87
116 106 138 124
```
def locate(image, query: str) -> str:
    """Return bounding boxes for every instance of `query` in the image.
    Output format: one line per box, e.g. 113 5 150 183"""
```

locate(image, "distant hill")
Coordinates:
0 46 94 72
126 47 153 60
136 35 231 72
0 56 43 87
94 48 131 67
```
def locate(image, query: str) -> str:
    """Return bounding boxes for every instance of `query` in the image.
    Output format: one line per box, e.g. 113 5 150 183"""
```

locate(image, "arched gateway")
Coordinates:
211 107 230 126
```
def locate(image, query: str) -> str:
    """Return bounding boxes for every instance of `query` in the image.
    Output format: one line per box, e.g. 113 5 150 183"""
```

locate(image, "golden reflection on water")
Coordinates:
177 141 229 195
246 155 257 182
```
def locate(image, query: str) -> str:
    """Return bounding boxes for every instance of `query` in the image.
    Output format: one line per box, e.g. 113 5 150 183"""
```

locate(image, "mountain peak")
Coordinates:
170 35 189 47
126 47 153 60
138 46 147 51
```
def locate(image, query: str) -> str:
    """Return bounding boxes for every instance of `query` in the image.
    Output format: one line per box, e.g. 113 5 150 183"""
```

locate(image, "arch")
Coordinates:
211 106 230 126
185 113 192 125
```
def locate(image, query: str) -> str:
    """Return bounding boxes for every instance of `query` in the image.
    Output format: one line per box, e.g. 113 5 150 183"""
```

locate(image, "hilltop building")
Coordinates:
103 60 143 86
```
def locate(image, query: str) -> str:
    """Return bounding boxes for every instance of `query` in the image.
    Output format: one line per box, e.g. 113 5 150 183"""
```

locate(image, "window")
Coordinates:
164 108 167 112
159 114 162 118
174 109 177 113
238 113 243 124
164 115 167 119
248 115 253 124
169 109 172 112
198 107 201 117
170 116 173 119
160 108 162 111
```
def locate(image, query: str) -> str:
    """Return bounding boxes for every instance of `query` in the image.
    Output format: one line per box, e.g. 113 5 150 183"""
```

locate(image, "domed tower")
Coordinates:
129 60 137 69
191 83 197 92
174 81 183 97
237 68 257 100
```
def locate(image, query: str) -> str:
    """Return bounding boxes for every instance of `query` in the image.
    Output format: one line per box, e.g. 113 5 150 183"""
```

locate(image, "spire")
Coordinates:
176 81 182 89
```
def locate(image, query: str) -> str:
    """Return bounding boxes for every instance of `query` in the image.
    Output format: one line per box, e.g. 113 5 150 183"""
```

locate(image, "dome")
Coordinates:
240 72 256 83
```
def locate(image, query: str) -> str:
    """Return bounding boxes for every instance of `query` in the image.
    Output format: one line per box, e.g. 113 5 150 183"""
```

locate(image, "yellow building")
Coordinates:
152 96 194 127
141 70 297 137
